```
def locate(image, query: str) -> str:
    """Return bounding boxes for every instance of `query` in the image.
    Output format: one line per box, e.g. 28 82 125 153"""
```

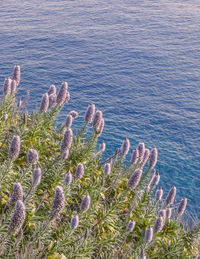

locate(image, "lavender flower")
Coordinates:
131 149 139 164
48 84 56 95
40 93 49 112
144 227 153 242
75 163 84 179
177 198 187 216
8 200 25 234
65 172 72 185
57 82 68 105
100 142 106 152
93 110 102 130
166 186 176 206
120 137 130 157
49 94 57 108
85 104 95 123
155 188 163 201
3 77 11 95
71 215 79 229
104 163 111 175
196 255 200 259
166 208 172 219
8 135 21 161
12 65 20 86
80 195 91 212
141 149 150 167
149 147 158 168
69 110 79 119
158 209 166 222
152 173 160 186
137 143 145 162
10 183 23 204
60 128 73 153
32 168 42 187
154 217 164 233
49 186 65 217
65 114 73 129
127 169 143 190
95 118 104 136
27 149 39 165
126 220 136 232
11 80 17 95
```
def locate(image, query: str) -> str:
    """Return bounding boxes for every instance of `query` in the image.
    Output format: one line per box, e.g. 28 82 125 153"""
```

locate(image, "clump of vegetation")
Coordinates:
0 66 199 259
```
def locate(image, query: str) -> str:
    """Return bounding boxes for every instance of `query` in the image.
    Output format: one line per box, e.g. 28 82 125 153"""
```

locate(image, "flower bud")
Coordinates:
127 169 142 190
141 149 150 167
154 217 164 233
85 104 95 123
40 93 49 112
155 188 163 201
166 186 176 206
144 227 153 242
8 200 25 234
152 173 160 186
8 135 21 161
65 172 72 185
27 149 39 165
65 115 73 129
10 183 23 204
49 186 65 217
126 220 135 232
80 195 91 212
166 208 172 219
60 129 73 153
104 163 111 175
131 149 139 164
3 77 11 95
11 80 17 95
71 215 79 229
32 168 42 187
95 118 104 136
149 147 158 168
57 82 68 105
69 110 78 119
137 143 145 162
49 94 57 108
177 198 187 216
48 84 56 95
93 110 102 129
12 65 20 86
75 163 84 179
120 137 130 157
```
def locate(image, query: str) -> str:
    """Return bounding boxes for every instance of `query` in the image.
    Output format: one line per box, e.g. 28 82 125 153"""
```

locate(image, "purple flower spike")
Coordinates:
85 104 95 123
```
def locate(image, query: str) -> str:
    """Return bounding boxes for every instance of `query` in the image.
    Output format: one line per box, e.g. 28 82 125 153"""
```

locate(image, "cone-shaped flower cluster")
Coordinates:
75 163 84 179
154 216 164 233
65 172 72 185
85 104 95 123
144 227 153 242
27 149 39 165
57 82 68 105
120 137 130 157
80 195 91 212
166 186 176 206
49 186 65 217
155 188 163 201
177 198 187 216
61 128 73 154
71 215 79 229
126 220 136 232
48 84 56 95
12 65 20 86
10 183 23 204
32 168 42 187
3 77 12 95
104 163 111 175
149 147 158 168
40 93 49 113
8 200 25 234
131 149 139 164
127 169 142 190
65 114 73 129
8 135 21 161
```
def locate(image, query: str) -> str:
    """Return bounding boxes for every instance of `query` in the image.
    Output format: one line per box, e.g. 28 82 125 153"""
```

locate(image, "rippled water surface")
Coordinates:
0 0 199 216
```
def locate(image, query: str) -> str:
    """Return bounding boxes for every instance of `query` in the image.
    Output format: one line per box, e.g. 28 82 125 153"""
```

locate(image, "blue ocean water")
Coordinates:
0 0 199 216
